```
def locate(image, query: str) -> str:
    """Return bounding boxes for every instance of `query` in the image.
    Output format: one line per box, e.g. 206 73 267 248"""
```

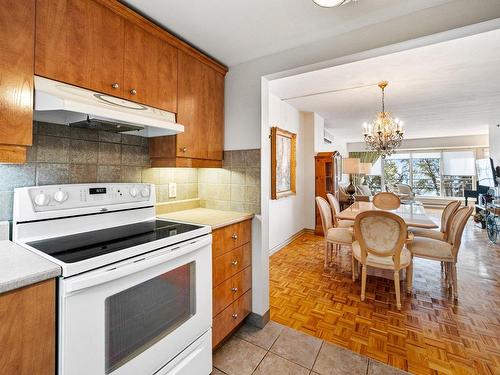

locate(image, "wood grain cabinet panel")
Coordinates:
213 266 252 316
212 290 252 348
213 243 252 287
0 280 55 374
35 0 125 96
0 0 35 163
212 220 252 258
123 22 177 112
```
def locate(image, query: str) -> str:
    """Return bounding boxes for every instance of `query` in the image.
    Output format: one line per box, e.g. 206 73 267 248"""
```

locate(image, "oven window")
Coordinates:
105 262 196 374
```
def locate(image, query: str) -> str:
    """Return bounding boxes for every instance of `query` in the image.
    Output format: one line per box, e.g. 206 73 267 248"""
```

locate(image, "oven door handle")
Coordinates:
64 235 211 294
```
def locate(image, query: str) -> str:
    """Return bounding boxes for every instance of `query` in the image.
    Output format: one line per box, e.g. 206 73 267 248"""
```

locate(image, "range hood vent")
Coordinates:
34 76 184 137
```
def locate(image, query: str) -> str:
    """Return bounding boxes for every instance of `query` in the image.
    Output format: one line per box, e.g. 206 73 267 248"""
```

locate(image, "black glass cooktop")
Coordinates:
27 220 203 264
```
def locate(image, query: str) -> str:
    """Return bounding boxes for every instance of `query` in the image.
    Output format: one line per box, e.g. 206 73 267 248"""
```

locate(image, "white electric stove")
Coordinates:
13 183 213 375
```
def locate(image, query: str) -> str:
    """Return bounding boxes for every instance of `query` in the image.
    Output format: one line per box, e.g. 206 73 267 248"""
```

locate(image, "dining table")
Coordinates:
337 201 438 229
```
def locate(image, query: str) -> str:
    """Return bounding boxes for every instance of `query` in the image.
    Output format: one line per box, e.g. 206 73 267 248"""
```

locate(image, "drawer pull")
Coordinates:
232 313 238 320
130 88 137 95
231 233 238 240
231 260 238 267
111 82 119 89
231 287 238 293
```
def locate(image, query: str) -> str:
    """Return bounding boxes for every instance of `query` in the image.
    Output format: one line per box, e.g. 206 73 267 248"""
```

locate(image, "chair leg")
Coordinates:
394 270 401 310
324 241 328 270
351 256 356 281
406 261 413 294
361 265 367 301
451 263 458 299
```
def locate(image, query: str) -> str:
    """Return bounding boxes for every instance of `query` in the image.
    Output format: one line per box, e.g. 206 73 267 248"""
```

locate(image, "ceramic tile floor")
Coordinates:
212 321 408 375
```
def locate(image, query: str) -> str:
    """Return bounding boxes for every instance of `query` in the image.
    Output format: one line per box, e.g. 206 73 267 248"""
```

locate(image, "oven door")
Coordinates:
59 235 212 375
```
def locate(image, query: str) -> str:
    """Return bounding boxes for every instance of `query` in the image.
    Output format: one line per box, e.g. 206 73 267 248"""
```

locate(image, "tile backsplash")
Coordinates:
199 149 260 214
0 121 261 221
0 122 149 221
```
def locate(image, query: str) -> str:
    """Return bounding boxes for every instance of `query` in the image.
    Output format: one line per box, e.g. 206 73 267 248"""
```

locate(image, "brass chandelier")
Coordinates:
362 81 404 158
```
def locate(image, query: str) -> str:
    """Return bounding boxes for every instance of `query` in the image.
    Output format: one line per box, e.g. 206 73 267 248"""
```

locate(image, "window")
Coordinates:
442 151 475 197
412 152 441 196
374 149 478 198
383 153 410 188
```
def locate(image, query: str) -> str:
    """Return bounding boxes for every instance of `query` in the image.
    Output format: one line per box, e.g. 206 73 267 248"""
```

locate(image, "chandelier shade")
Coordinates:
363 81 404 158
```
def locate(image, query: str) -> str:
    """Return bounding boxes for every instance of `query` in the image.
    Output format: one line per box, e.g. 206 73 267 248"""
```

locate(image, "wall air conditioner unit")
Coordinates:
324 128 334 144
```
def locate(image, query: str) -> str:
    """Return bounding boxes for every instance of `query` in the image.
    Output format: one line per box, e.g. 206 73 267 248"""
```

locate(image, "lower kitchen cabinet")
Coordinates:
211 220 252 348
0 279 55 375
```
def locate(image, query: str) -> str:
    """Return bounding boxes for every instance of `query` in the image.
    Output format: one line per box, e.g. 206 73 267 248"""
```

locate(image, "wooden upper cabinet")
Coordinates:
123 22 177 112
35 0 125 96
0 0 35 163
177 51 224 160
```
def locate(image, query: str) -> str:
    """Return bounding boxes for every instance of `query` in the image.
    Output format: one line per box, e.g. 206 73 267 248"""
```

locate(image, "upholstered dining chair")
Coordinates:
410 200 460 241
326 193 354 228
372 192 401 210
408 206 473 299
395 183 415 201
352 210 412 310
316 196 354 270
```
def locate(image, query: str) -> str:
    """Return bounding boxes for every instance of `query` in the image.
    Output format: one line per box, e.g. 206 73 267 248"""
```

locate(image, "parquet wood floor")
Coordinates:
269 209 500 374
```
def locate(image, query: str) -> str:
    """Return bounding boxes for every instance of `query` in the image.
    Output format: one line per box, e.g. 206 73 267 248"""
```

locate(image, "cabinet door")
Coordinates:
0 280 55 374
0 0 34 161
35 0 124 96
123 22 178 112
177 51 224 160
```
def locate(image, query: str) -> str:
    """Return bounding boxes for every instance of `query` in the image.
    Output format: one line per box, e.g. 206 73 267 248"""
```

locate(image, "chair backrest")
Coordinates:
447 206 473 258
354 210 407 268
396 183 413 194
316 196 333 236
373 192 401 210
326 193 341 226
441 200 461 235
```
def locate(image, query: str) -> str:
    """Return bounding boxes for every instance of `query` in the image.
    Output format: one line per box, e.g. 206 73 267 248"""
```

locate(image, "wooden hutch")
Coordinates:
315 152 342 235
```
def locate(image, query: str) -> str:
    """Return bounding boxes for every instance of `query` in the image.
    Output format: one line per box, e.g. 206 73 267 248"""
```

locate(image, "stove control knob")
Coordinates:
53 190 68 203
34 193 50 206
141 188 150 198
129 188 139 197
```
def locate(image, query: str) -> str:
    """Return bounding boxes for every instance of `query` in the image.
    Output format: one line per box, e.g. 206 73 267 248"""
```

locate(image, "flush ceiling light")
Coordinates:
312 0 352 7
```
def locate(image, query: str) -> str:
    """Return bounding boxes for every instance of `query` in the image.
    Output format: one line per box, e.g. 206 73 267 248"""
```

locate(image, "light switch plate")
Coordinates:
168 182 177 198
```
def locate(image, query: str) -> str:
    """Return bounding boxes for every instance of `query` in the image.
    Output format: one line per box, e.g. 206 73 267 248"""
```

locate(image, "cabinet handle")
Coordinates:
130 89 137 95
181 147 187 153
231 233 238 240
231 287 238 293
231 260 238 267
232 313 238 320
111 82 119 89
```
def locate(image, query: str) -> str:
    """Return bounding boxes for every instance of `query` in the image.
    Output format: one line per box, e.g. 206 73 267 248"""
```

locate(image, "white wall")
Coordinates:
490 124 500 166
268 94 307 251
224 1 500 151
347 134 489 152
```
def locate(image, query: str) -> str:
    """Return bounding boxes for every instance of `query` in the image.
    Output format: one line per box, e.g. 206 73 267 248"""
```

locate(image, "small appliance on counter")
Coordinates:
13 183 212 375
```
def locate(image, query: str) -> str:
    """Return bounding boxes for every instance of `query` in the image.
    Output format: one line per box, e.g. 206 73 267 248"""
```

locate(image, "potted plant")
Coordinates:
473 211 486 229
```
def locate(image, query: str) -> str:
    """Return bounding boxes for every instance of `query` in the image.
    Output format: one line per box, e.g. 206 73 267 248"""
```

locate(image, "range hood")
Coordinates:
34 76 184 137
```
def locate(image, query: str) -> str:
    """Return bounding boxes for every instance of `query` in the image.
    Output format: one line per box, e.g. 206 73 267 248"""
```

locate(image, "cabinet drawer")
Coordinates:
213 266 252 316
213 243 251 287
212 220 251 258
212 290 252 348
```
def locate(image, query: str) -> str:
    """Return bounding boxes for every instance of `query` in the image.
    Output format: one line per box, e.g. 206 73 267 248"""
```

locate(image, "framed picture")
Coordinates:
271 126 296 199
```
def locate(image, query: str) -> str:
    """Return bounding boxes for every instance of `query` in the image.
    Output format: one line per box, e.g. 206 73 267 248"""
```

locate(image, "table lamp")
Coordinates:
343 158 360 204
359 162 372 185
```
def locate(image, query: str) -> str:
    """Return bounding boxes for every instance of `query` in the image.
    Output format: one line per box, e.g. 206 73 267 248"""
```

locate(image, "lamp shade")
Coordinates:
359 162 372 175
343 158 360 174
312 0 348 7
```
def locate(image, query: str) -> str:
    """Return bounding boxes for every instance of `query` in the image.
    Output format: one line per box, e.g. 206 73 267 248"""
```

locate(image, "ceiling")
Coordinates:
269 29 500 143
122 0 453 66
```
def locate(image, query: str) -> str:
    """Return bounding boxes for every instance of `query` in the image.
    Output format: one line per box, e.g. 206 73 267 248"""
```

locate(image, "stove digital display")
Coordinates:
89 187 107 195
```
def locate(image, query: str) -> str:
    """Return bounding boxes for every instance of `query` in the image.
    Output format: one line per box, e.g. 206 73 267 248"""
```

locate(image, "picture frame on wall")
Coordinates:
271 126 296 200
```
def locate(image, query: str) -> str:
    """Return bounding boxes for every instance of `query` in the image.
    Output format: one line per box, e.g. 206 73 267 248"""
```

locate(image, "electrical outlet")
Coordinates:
168 182 177 198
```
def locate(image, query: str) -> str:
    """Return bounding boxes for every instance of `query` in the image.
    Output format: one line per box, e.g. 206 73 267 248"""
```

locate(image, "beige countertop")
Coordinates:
0 240 61 294
159 208 254 229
